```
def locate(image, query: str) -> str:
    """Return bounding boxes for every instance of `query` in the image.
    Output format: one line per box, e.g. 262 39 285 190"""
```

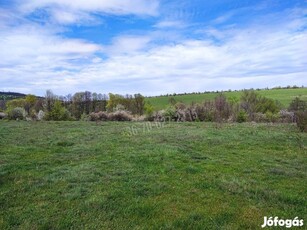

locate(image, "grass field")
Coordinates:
146 88 307 110
0 121 306 229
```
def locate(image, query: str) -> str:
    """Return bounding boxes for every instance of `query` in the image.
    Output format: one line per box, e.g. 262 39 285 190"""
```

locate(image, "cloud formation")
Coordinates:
17 0 159 24
0 1 306 95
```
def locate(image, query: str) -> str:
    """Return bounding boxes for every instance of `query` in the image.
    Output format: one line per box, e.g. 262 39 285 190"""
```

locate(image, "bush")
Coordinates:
193 104 206 121
45 100 71 121
295 111 307 132
289 97 306 111
97 111 109 121
175 103 186 110
89 111 109 121
214 94 231 122
202 101 215 122
80 113 90 121
236 110 248 123
108 111 132 121
144 103 154 118
0 112 7 119
89 112 99 121
241 90 281 115
133 115 146 122
265 111 280 123
162 106 177 121
8 107 26 120
153 110 165 122
28 110 37 120
279 110 295 123
176 108 193 122
252 113 267 123
37 110 45 121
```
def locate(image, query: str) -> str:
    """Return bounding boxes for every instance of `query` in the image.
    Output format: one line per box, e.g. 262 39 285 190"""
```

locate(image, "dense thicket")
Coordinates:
0 90 306 132
0 90 146 121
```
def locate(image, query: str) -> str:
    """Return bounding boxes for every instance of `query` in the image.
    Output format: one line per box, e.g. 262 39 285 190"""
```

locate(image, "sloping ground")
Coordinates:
146 88 307 110
0 121 306 229
0 92 27 100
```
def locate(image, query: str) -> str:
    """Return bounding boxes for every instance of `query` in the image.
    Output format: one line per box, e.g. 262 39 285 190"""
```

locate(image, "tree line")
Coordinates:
0 89 306 132
0 90 146 121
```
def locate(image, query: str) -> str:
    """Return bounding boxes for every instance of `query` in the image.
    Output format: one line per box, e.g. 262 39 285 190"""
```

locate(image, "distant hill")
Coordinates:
0 92 27 100
145 88 307 110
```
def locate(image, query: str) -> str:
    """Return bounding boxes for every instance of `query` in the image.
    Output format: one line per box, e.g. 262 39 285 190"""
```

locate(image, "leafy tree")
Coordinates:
44 90 56 112
45 100 71 121
25 94 37 114
106 93 125 112
133 93 145 115
6 98 26 112
72 92 85 119
289 97 306 111
84 91 92 114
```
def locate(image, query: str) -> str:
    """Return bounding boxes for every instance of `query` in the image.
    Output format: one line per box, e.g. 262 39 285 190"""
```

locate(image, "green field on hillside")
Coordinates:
0 121 306 229
146 88 307 110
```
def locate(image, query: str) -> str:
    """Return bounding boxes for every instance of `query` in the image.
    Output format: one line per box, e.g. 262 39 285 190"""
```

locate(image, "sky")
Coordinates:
0 0 306 96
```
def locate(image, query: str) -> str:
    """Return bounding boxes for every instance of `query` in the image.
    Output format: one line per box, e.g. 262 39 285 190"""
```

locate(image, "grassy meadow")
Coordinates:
146 88 307 110
0 121 306 229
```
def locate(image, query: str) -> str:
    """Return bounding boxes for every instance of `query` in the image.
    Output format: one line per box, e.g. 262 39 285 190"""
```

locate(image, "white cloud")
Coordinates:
0 25 101 66
154 20 186 28
50 9 98 24
16 0 159 24
102 35 152 55
0 4 306 96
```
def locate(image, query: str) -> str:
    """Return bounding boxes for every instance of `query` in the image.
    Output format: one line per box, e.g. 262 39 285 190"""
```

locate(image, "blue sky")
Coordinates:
0 0 306 96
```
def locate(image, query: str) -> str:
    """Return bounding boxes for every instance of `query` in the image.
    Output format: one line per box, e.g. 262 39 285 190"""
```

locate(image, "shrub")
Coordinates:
37 110 45 121
241 90 281 115
236 110 248 123
289 97 306 111
295 111 307 132
45 100 71 121
8 107 26 120
175 103 186 110
132 115 146 122
97 111 109 121
108 111 132 121
279 110 295 123
265 111 280 123
80 113 90 121
153 110 165 122
162 106 177 121
214 94 231 122
176 108 194 122
0 112 7 119
193 104 206 121
252 113 267 123
89 111 109 121
202 101 215 122
144 103 155 121
89 112 99 121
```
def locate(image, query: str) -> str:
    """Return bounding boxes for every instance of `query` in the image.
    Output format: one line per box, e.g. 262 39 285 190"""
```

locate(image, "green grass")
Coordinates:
0 121 306 229
146 88 307 110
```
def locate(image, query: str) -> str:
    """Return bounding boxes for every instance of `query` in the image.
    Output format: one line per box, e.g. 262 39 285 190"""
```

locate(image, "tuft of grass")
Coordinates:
0 121 306 229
